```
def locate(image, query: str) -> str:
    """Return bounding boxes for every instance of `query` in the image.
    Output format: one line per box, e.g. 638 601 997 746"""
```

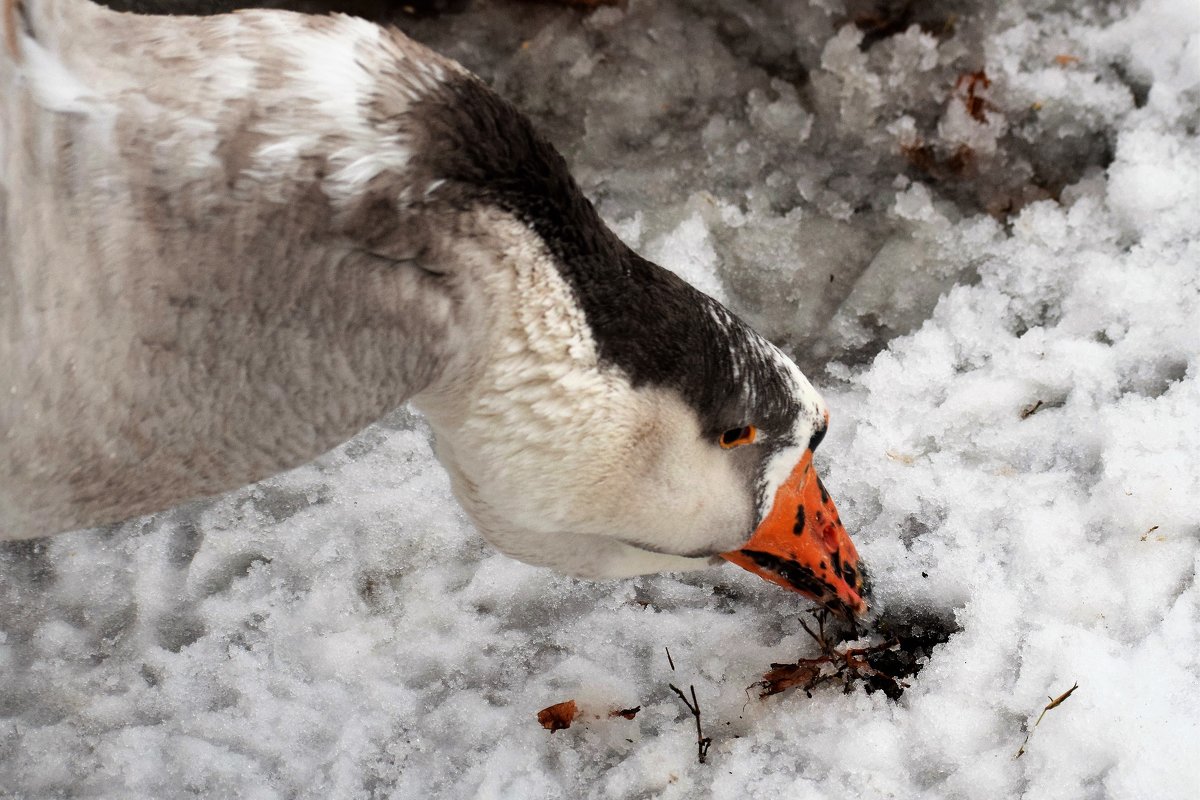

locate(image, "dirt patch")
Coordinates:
757 608 959 701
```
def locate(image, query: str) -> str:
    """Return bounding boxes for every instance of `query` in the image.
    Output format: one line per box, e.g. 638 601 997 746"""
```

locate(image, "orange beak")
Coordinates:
721 450 868 618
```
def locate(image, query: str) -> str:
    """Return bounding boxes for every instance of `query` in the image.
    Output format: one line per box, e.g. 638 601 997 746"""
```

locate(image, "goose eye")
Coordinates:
719 425 757 449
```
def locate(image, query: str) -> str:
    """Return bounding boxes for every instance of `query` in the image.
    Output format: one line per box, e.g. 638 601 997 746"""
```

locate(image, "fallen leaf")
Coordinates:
537 700 578 732
610 706 641 720
759 661 823 697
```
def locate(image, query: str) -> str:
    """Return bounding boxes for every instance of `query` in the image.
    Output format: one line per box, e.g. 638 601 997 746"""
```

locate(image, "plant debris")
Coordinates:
902 140 976 181
1015 682 1079 758
669 684 712 764
610 706 641 720
757 609 957 701
665 647 712 764
955 70 995 124
537 700 579 732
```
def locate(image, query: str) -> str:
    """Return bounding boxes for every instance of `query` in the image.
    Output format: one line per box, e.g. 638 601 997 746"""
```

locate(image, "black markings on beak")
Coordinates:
793 505 806 536
742 550 827 600
817 475 830 505
807 424 827 453
842 563 858 591
741 549 852 618
830 548 844 582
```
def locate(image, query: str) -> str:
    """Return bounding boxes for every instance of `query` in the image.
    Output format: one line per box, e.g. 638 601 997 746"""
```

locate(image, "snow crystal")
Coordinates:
2 0 1198 798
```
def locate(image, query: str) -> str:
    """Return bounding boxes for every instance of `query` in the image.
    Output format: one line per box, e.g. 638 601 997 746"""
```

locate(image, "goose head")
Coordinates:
392 77 868 617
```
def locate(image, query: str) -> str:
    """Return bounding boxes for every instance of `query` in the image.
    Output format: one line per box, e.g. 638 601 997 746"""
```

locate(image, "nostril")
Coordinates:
822 524 839 552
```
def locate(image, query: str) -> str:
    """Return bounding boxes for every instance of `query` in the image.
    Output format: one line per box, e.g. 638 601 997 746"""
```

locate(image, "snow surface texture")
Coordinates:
3 0 1199 797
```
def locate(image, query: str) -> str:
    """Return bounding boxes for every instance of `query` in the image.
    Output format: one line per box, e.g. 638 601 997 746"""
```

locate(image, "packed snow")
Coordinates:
2 0 1198 797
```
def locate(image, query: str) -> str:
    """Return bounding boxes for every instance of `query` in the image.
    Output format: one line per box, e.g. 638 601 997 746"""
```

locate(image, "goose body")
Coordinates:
1 0 866 614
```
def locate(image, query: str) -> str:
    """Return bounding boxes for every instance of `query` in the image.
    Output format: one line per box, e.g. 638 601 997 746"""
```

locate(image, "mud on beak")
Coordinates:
721 450 868 618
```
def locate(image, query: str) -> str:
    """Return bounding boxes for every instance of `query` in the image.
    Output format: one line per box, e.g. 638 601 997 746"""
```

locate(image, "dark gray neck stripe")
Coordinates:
409 76 800 439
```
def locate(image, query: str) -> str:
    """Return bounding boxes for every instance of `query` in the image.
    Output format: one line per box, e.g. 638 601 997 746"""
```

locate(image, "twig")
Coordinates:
665 646 675 671
798 616 823 649
669 683 712 764
1035 682 1078 723
798 608 863 657
1016 682 1079 758
798 608 838 653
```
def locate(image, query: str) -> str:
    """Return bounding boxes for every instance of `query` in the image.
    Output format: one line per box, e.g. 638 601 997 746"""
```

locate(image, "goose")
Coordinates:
0 0 867 617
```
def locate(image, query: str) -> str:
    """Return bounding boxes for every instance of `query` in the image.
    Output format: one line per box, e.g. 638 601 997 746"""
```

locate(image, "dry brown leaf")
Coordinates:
759 661 824 697
610 706 641 720
537 700 578 733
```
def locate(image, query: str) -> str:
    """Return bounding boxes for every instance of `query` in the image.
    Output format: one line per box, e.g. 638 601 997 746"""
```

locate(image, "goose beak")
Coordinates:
721 450 868 618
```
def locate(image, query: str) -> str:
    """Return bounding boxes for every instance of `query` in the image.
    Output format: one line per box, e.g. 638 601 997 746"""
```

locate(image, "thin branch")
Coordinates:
1036 682 1079 723
1016 682 1079 758
691 686 712 763
669 683 712 764
665 646 676 672
798 616 823 648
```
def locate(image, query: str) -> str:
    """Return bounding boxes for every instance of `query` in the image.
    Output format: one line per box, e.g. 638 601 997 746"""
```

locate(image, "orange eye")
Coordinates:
719 425 757 449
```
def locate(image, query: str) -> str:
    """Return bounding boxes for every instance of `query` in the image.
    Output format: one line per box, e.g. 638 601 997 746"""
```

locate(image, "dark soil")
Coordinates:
757 608 959 701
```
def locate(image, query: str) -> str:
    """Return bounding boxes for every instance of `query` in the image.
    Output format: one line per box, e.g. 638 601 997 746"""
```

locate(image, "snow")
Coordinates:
3 0 1199 797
